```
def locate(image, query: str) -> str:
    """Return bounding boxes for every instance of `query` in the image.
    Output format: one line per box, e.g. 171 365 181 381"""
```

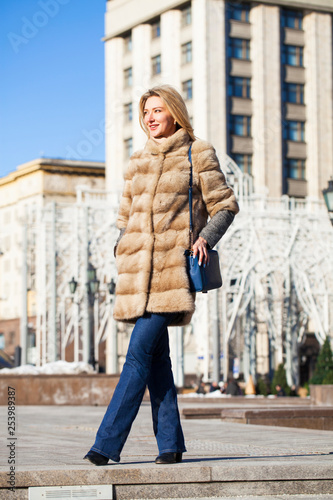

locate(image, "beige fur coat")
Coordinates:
113 129 239 326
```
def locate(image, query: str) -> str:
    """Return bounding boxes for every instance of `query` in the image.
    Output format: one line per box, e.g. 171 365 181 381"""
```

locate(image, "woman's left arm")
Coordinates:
192 144 239 265
199 209 235 249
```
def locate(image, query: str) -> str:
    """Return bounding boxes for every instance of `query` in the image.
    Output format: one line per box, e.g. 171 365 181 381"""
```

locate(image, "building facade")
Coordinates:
0 159 105 362
104 0 333 201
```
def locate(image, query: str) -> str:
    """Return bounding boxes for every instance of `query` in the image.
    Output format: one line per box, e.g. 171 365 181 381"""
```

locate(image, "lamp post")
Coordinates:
106 278 117 374
86 263 99 369
322 178 333 223
69 274 116 371
68 265 100 369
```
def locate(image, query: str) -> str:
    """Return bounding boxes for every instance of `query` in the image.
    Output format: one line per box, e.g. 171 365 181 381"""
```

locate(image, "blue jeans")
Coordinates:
90 312 186 462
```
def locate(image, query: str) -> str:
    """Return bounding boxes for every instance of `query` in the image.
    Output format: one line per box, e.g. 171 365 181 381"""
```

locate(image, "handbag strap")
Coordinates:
188 144 193 250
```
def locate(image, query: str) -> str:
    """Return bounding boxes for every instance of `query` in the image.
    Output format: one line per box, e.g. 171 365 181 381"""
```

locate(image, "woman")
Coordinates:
84 85 239 466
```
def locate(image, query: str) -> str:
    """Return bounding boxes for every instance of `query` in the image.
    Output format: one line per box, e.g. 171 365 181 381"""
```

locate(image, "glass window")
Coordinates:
124 138 133 159
181 6 192 26
182 79 193 100
285 159 306 179
281 9 303 29
124 103 132 123
152 55 161 75
283 83 304 104
152 20 161 38
124 67 132 88
124 35 132 53
181 42 192 65
228 77 251 98
230 115 251 137
232 154 252 174
226 2 250 23
228 38 250 60
282 45 303 67
283 121 305 141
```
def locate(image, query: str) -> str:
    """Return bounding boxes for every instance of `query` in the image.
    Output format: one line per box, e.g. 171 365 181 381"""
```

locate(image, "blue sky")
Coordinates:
0 0 106 178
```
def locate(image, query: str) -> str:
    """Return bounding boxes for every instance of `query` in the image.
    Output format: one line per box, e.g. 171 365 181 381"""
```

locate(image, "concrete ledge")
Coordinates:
220 408 333 430
7 480 332 500
310 385 333 406
182 406 333 430
182 408 223 419
1 463 332 499
179 395 311 405
0 374 120 405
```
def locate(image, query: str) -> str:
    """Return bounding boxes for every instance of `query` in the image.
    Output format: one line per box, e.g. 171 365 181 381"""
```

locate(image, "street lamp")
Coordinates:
107 278 116 296
87 263 100 295
68 277 78 296
322 178 333 220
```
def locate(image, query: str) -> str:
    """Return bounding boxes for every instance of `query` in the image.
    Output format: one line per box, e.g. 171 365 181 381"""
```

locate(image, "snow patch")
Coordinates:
0 360 94 375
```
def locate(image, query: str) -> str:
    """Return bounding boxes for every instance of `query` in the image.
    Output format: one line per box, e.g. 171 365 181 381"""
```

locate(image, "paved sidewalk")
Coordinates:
0 402 332 499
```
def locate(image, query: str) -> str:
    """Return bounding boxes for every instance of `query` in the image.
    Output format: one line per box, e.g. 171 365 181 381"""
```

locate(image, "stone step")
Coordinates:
1 461 333 500
179 395 311 405
182 406 333 431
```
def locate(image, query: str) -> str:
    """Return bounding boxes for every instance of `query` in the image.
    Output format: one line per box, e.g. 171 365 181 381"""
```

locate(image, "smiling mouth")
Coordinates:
149 124 159 129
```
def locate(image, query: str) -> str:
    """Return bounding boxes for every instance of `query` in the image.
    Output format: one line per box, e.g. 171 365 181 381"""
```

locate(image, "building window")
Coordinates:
281 9 303 29
182 79 193 100
285 159 306 179
282 45 303 67
124 34 132 52
228 77 251 98
230 115 251 137
181 6 192 26
124 67 132 88
0 333 4 350
283 83 304 104
228 38 250 60
124 138 133 159
124 103 133 123
284 121 305 142
226 2 250 23
151 20 161 39
232 154 252 174
152 54 161 75
181 42 192 65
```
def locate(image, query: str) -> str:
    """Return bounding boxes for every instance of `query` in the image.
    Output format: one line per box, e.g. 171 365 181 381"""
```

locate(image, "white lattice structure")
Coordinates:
21 156 333 384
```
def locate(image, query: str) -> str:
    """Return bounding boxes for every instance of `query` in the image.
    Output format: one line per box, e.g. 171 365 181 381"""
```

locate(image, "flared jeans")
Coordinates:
90 312 186 462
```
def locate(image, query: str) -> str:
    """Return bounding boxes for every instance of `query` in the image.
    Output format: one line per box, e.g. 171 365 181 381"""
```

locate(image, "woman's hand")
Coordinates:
192 236 208 267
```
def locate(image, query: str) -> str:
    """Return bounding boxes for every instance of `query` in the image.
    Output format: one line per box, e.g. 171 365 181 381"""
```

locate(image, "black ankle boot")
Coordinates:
84 450 109 466
155 452 182 464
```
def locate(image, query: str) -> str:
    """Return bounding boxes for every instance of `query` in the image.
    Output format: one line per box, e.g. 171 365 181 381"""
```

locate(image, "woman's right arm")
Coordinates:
114 161 135 256
113 228 126 257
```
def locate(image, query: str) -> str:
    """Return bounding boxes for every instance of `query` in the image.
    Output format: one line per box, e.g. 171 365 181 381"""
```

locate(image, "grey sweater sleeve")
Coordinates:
199 210 235 249
114 228 126 257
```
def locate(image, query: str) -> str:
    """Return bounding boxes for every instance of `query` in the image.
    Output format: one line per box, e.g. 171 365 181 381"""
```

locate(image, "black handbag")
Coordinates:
185 145 223 293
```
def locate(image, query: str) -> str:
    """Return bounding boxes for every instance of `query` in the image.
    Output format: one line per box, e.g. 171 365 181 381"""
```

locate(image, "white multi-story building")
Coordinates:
104 0 333 200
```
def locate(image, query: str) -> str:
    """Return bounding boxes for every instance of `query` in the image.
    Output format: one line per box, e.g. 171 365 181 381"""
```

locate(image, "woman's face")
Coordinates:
143 96 176 141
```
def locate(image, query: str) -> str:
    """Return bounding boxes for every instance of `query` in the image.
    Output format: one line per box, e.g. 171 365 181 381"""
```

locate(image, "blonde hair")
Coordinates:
139 85 195 142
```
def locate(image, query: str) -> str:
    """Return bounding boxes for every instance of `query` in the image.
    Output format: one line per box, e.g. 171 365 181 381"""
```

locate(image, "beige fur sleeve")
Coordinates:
194 143 239 217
